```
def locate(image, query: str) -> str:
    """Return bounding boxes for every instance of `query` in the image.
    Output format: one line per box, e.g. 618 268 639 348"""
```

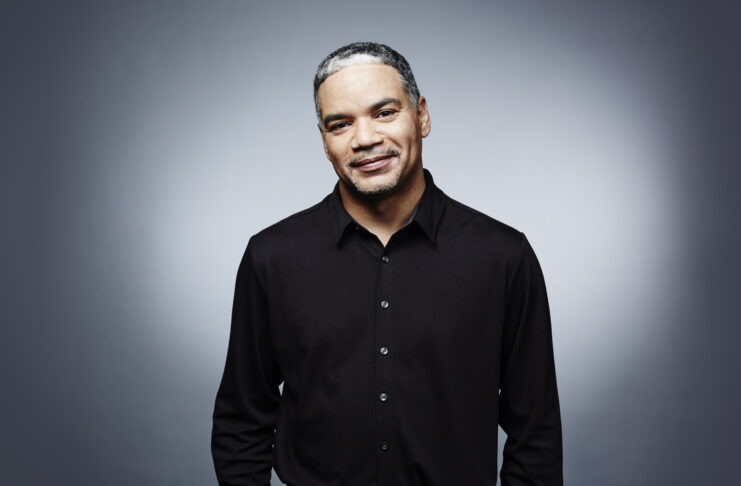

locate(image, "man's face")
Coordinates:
317 63 430 198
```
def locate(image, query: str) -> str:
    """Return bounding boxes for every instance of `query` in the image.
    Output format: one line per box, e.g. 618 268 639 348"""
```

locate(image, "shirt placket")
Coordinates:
375 240 394 485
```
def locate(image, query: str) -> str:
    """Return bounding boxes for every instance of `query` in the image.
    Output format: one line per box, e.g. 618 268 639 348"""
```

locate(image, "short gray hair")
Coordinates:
313 42 420 126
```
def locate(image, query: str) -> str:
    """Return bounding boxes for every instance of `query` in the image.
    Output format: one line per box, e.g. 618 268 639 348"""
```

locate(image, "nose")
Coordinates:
351 118 382 151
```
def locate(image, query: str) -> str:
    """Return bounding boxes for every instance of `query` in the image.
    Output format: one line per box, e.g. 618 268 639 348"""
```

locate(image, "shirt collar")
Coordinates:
329 167 446 245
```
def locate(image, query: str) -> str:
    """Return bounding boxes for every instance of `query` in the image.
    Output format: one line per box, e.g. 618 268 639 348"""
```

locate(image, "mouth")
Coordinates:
350 151 400 172
352 154 396 172
354 154 393 166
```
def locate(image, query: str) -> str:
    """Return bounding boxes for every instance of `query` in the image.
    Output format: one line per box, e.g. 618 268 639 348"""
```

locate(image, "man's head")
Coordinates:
313 42 420 124
314 42 430 199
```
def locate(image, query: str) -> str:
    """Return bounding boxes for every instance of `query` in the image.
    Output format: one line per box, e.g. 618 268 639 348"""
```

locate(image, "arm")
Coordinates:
499 233 563 486
212 238 283 485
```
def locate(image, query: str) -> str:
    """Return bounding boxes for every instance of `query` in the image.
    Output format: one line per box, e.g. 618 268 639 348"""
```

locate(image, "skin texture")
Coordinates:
317 64 431 246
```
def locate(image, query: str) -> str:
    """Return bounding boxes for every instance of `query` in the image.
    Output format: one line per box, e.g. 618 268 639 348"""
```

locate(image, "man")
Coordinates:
212 42 563 485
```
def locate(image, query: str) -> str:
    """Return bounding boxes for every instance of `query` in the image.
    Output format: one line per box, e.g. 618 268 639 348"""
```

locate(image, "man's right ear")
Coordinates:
318 123 329 158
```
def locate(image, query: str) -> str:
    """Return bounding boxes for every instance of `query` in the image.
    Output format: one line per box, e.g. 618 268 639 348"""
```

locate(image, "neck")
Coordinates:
338 165 425 241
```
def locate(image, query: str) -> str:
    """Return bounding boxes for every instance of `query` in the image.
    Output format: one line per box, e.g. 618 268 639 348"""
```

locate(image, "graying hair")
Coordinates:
313 42 420 127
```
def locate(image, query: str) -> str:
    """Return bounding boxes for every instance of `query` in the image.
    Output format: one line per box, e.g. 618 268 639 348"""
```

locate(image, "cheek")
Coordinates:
326 140 349 161
324 138 339 153
391 122 418 146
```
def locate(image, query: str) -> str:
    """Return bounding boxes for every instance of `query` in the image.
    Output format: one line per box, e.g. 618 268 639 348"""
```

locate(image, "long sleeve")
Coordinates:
212 238 283 485
499 233 563 486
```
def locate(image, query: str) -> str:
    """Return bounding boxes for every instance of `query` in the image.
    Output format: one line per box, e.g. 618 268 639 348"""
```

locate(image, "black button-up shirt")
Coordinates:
212 168 563 485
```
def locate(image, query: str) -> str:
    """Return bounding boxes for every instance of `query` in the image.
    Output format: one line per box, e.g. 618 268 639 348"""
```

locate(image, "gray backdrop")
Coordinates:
2 1 739 485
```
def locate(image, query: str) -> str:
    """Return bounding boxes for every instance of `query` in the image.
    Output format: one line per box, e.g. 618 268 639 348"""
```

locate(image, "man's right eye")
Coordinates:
329 122 349 131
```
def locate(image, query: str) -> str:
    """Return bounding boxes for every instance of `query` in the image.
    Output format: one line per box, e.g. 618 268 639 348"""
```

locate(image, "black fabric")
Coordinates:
212 168 563 486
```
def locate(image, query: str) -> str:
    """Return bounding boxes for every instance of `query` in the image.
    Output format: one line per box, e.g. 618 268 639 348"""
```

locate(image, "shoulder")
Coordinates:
241 194 330 264
441 191 526 256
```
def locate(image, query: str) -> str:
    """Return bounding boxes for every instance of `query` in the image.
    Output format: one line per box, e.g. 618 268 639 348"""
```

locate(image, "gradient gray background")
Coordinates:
2 1 739 485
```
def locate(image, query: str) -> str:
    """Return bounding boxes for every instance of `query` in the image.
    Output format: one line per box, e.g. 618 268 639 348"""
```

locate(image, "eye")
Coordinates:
377 109 395 118
329 121 349 131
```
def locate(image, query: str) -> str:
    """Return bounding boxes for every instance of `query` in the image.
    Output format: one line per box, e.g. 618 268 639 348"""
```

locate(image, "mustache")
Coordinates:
349 149 400 167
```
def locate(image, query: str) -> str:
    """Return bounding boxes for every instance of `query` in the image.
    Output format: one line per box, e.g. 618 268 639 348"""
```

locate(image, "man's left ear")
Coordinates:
417 96 431 138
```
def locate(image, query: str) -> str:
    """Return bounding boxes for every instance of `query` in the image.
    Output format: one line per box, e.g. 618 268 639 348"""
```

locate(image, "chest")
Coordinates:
264 235 508 383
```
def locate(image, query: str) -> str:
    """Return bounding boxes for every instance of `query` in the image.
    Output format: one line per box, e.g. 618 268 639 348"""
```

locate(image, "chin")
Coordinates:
352 172 402 198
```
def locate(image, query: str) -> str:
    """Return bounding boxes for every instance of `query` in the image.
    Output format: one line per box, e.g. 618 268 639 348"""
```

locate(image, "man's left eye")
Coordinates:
378 110 394 117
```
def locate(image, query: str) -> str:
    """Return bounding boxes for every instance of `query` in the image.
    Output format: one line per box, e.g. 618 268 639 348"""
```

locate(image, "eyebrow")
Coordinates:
322 97 402 129
370 97 401 112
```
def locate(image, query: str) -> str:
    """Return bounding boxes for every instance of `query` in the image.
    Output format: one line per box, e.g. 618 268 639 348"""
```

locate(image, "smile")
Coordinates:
353 154 396 172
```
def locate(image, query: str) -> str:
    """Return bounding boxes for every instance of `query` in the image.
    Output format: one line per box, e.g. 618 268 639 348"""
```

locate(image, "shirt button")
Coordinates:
381 441 389 451
380 300 389 309
381 255 390 263
380 346 388 355
379 392 388 401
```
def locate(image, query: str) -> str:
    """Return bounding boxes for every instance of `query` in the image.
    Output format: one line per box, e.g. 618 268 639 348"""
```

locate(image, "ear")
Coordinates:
416 96 431 138
318 123 330 159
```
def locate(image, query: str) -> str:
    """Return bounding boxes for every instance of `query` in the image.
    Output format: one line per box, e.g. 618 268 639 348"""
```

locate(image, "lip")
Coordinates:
354 155 394 172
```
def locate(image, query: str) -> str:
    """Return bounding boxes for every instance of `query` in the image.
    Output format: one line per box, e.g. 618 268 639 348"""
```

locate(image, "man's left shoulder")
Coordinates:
442 193 526 255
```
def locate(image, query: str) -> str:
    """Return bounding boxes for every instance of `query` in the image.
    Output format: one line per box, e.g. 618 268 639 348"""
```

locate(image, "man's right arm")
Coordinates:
212 238 283 486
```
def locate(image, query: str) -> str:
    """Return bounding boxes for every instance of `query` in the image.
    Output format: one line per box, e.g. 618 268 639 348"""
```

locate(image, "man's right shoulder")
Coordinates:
243 194 332 261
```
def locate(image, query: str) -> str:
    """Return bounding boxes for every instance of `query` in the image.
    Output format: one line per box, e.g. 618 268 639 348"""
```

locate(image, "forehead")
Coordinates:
317 64 406 111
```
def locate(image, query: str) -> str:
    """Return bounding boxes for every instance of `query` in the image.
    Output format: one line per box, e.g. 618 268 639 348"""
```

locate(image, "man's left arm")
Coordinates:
499 232 563 486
